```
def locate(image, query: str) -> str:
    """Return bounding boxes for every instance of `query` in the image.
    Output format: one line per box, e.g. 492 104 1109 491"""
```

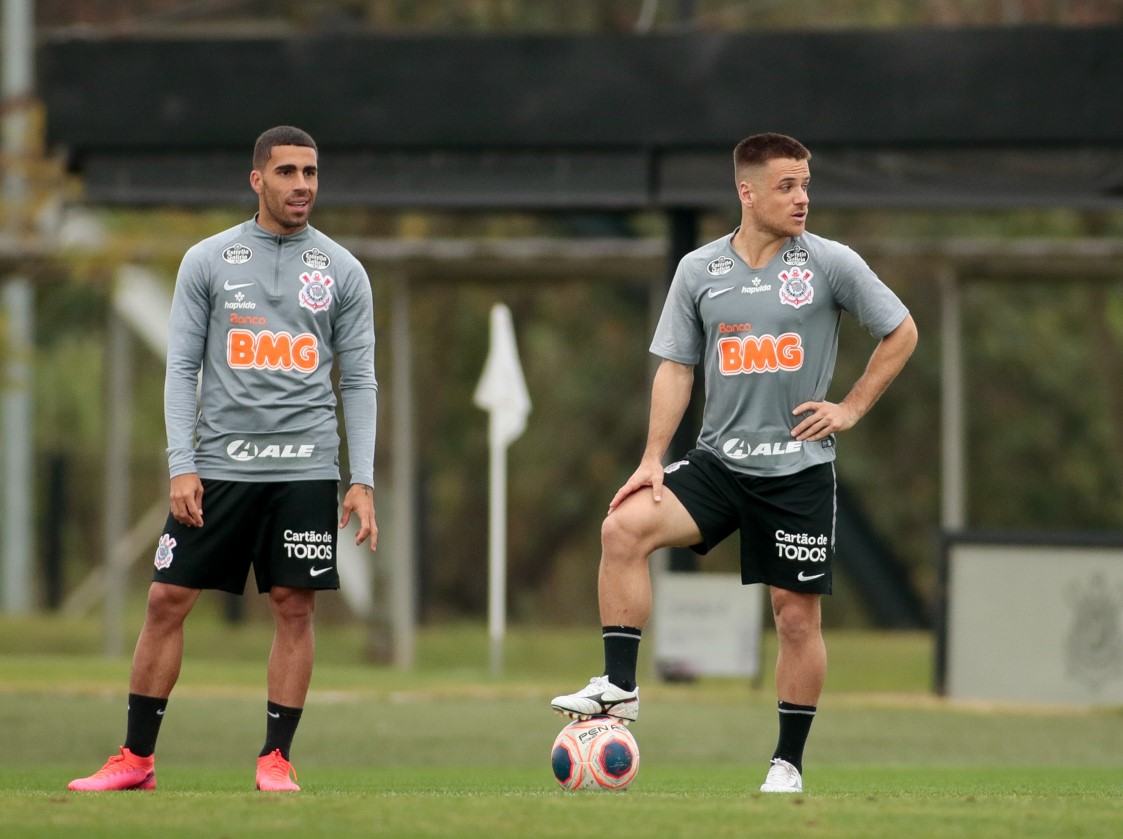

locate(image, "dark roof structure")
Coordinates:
40 26 1123 209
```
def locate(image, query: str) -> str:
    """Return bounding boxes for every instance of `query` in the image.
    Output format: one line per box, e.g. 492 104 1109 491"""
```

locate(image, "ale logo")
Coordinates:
226 440 316 461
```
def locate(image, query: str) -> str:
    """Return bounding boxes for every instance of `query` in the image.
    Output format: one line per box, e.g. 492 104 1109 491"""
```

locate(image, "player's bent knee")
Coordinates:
601 512 654 561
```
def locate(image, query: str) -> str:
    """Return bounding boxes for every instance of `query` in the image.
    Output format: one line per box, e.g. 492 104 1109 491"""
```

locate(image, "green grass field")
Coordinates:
2 608 1121 838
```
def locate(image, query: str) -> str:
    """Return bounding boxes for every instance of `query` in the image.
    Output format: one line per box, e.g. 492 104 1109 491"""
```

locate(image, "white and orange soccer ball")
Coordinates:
550 716 639 791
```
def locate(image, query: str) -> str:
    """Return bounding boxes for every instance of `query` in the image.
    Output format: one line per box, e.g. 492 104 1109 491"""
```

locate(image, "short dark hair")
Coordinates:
252 125 318 169
733 133 811 177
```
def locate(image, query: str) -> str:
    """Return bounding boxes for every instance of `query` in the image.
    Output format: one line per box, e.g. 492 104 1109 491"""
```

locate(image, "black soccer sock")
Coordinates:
772 700 817 774
260 701 303 760
602 626 642 691
124 693 168 758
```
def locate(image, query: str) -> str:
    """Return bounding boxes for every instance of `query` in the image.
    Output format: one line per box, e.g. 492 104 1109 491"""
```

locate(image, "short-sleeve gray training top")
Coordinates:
165 218 377 485
650 230 908 477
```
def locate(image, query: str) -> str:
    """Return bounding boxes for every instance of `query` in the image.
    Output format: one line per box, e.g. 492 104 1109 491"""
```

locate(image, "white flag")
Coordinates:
473 303 531 448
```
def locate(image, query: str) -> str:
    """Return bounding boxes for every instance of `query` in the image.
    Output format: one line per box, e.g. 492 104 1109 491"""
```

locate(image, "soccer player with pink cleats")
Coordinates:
256 749 301 792
67 747 156 791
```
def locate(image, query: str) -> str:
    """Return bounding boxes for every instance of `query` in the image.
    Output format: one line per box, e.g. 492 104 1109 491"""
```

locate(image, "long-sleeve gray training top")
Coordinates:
164 218 377 486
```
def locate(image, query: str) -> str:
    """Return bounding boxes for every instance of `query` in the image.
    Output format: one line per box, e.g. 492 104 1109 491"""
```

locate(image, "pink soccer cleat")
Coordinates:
256 749 300 792
68 747 156 791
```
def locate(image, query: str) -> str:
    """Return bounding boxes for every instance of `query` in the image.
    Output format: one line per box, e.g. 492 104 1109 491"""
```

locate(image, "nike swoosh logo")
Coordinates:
708 286 735 298
797 571 826 582
309 566 332 577
267 711 281 719
570 693 632 709
156 709 165 716
223 280 254 291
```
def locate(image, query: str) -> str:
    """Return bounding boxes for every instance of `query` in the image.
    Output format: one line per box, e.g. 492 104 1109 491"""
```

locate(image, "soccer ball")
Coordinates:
550 716 639 791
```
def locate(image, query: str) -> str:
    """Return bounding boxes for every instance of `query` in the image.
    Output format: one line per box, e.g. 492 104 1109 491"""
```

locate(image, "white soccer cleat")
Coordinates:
550 675 639 724
759 758 803 793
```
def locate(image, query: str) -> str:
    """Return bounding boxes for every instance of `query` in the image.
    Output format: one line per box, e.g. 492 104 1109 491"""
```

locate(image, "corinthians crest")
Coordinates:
1065 573 1123 692
153 534 177 570
778 267 814 309
298 270 334 312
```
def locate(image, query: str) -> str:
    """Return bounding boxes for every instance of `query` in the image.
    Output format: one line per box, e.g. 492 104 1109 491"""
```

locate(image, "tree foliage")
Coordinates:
20 204 1123 624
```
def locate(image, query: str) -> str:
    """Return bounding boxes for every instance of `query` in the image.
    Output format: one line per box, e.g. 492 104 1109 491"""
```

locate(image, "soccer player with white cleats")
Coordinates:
547 133 916 797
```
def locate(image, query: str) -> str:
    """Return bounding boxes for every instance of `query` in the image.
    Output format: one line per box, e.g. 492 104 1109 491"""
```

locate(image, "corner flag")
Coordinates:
473 303 531 676
473 304 531 448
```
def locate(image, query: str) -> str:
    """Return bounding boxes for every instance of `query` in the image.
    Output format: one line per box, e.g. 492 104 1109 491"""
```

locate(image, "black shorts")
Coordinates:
661 449 836 594
152 479 340 594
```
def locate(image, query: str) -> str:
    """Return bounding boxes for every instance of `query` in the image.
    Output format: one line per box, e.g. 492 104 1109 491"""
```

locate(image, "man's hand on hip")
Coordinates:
791 400 859 442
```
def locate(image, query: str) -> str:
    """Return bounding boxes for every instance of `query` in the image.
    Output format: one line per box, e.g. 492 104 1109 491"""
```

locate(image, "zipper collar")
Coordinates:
246 215 314 245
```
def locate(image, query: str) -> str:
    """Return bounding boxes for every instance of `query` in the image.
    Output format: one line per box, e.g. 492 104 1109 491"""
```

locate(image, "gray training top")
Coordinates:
165 218 377 486
651 230 908 477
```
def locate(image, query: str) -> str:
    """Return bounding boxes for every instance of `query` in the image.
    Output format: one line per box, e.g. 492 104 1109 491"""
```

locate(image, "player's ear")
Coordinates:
250 169 263 196
737 176 753 208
